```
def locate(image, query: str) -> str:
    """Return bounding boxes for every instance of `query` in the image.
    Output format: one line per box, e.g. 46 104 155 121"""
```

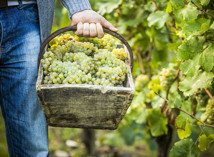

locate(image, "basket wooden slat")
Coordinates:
36 26 135 130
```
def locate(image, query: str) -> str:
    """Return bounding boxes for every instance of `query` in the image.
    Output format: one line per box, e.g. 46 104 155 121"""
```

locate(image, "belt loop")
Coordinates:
18 0 23 9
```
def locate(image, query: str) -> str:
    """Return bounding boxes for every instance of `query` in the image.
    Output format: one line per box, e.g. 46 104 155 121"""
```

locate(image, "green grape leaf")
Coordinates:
119 124 138 145
169 139 200 157
168 98 182 108
176 115 192 139
98 0 123 15
210 22 214 29
118 8 147 31
131 92 148 124
180 3 200 21
168 92 182 108
200 0 210 6
180 54 200 77
198 134 214 151
199 43 214 72
144 1 156 12
200 23 210 34
135 107 148 124
175 114 186 129
147 11 170 29
125 9 146 27
177 36 205 60
179 70 214 96
131 92 145 108
147 108 168 136
168 41 182 51
178 18 211 37
166 0 172 13
171 0 185 8
101 132 123 147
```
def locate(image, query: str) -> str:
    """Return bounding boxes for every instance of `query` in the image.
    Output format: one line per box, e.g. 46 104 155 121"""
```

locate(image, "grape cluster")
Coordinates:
195 89 209 106
134 74 149 92
75 34 117 50
49 34 72 49
112 48 127 61
159 64 177 88
41 33 128 87
201 99 214 124
147 75 163 100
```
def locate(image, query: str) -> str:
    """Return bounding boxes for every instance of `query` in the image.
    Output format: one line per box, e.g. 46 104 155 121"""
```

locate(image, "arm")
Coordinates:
60 0 117 38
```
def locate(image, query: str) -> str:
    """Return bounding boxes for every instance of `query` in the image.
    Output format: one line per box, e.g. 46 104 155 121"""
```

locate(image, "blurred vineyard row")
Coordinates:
0 1 157 156
1 0 214 157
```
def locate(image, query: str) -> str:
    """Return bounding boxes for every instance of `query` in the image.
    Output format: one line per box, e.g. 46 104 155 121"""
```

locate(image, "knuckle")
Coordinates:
84 31 90 36
98 34 104 38
90 34 96 37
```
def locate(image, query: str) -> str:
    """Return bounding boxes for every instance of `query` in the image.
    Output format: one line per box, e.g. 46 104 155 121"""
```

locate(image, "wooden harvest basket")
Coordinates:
36 26 135 130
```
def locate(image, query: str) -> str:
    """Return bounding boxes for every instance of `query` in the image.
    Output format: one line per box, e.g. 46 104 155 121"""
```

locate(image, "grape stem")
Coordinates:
175 66 180 91
198 125 207 137
194 127 204 145
168 22 177 33
191 0 214 19
152 1 183 40
154 92 214 128
165 25 173 43
205 88 214 103
146 45 152 80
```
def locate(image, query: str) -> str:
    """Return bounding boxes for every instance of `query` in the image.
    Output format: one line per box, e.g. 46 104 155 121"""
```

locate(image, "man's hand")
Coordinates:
71 10 118 38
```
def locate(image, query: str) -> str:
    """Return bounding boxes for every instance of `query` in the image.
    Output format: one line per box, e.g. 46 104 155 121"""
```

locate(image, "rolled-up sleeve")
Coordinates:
60 0 92 18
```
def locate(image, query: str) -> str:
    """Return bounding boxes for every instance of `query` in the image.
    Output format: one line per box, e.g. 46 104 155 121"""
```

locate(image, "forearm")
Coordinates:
60 0 92 18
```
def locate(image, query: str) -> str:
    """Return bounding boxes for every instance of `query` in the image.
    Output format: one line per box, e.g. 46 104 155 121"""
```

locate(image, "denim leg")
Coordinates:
0 5 48 157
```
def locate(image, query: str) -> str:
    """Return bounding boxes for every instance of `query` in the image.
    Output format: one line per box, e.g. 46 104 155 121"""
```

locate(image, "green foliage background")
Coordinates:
1 0 214 156
51 0 214 156
87 0 214 156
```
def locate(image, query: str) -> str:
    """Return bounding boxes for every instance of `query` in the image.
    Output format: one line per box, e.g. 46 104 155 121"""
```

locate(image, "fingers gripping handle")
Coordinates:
38 26 133 71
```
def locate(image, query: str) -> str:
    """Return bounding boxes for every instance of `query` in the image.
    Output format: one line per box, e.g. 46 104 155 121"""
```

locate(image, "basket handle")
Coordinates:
38 25 133 70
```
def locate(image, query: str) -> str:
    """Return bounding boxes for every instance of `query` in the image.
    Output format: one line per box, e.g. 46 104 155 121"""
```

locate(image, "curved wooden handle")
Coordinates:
38 26 133 70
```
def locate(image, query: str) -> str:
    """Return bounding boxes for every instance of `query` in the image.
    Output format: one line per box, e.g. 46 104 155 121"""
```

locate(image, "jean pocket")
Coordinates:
19 4 39 24
0 21 11 53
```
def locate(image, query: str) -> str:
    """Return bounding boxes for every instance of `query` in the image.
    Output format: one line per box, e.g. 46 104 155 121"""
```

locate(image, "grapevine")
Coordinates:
90 0 214 156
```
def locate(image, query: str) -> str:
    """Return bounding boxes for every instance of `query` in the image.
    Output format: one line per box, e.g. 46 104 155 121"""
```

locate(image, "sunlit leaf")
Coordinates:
200 0 210 6
177 36 205 60
171 0 185 8
169 139 200 157
98 0 123 15
166 0 172 13
198 134 214 151
176 115 192 139
147 108 168 136
180 3 200 21
199 43 214 72
179 70 214 96
180 54 201 77
147 11 170 29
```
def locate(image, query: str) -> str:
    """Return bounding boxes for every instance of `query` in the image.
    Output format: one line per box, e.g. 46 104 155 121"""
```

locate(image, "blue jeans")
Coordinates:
0 4 48 157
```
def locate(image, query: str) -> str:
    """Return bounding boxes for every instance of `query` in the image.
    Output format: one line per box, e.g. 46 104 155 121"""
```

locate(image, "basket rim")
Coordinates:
38 83 135 92
38 26 134 70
